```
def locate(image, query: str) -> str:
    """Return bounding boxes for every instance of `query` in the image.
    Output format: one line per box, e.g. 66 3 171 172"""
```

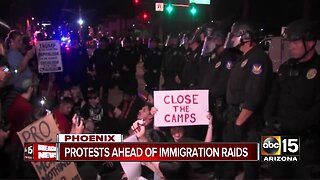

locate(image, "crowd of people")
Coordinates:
0 18 319 179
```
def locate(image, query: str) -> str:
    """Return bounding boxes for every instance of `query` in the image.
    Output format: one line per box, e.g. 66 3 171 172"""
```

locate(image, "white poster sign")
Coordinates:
154 90 209 127
36 40 63 73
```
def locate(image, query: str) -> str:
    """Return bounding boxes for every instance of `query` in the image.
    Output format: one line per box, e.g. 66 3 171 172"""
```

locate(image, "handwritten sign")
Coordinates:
36 40 63 73
17 114 81 180
154 90 209 127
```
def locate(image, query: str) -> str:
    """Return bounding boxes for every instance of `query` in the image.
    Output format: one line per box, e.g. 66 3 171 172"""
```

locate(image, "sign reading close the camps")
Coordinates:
36 40 63 73
154 90 209 127
17 114 81 180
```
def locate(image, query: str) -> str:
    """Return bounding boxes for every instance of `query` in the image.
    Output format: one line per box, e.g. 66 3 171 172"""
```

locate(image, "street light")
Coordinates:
78 18 84 26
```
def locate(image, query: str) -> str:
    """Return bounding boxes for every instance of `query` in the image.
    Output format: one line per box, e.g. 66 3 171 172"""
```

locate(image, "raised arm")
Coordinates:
204 112 213 142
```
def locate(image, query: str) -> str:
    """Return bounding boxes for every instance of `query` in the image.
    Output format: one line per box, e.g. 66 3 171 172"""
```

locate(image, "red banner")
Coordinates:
58 143 259 161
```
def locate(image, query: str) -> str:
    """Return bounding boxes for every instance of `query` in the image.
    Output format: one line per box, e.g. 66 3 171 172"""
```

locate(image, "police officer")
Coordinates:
200 28 242 142
197 23 218 87
90 36 114 101
181 31 202 89
62 33 90 96
161 34 185 90
143 37 163 93
264 19 320 179
221 22 273 179
117 37 140 93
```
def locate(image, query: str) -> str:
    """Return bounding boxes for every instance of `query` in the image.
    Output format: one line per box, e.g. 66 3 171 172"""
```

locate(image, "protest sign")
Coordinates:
17 114 81 180
36 40 63 73
154 90 209 127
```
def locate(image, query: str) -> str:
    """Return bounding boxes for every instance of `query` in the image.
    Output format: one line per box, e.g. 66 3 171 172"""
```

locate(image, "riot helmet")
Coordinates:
148 36 160 49
178 32 188 47
200 23 216 56
283 19 319 60
165 33 180 48
189 25 205 45
224 21 257 48
283 19 318 41
201 28 228 56
121 36 133 48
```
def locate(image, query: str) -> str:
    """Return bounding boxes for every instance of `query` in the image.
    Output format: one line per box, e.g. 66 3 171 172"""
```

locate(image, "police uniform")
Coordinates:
200 48 241 141
161 47 185 90
143 48 163 93
117 46 139 92
264 54 320 178
222 46 273 178
181 46 201 89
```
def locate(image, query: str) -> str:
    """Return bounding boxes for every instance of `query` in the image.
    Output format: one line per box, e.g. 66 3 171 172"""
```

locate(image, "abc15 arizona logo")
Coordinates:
261 136 300 162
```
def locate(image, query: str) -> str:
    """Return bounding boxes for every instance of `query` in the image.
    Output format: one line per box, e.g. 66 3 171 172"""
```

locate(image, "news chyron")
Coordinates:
261 136 300 162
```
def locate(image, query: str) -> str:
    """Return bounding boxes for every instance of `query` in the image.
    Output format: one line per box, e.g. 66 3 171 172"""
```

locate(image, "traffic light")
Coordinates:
142 12 149 21
134 0 139 5
189 3 197 16
166 3 174 15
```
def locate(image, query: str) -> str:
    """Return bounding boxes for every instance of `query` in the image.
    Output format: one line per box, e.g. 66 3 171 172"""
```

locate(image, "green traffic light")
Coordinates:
190 3 197 16
166 4 173 14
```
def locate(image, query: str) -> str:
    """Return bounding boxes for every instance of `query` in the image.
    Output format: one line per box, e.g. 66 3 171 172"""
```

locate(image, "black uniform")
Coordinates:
200 48 241 141
62 45 90 96
90 47 114 98
117 47 139 92
264 54 320 179
143 48 163 93
161 47 185 90
181 46 201 89
221 46 273 179
197 55 212 88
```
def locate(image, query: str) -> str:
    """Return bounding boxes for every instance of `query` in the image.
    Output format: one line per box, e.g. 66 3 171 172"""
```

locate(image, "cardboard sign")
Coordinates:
17 114 81 180
36 40 63 73
154 90 209 127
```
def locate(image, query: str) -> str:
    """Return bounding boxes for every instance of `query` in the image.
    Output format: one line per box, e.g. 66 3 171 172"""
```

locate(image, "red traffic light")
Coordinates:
134 0 139 4
142 12 148 20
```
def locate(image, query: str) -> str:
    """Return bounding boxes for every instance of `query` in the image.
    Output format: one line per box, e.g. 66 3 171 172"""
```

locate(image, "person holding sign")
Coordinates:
131 110 213 179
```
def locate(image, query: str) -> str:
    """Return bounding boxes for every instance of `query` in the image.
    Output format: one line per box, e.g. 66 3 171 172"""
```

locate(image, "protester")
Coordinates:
112 88 145 134
70 84 86 110
53 97 74 133
81 90 113 133
5 30 35 88
7 78 36 143
129 109 213 179
5 78 36 177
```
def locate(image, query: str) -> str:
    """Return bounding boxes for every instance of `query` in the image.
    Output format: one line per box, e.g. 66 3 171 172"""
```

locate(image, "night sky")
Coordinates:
0 0 319 34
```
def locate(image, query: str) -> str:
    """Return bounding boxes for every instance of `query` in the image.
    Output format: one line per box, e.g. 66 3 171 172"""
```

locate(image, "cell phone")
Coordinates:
76 111 81 126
